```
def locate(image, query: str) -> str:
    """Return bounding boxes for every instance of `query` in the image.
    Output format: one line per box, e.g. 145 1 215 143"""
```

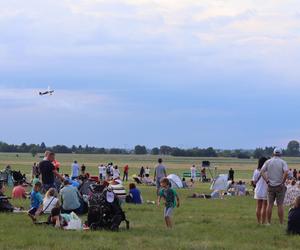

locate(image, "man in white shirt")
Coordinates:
113 166 120 180
260 148 289 225
191 165 197 182
71 161 80 180
98 164 106 181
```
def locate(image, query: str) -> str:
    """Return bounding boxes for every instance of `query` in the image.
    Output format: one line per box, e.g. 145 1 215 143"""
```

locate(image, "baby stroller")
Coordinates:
11 171 27 185
87 184 129 231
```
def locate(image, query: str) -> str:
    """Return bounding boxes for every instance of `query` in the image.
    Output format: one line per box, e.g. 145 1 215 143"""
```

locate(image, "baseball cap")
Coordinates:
273 147 282 155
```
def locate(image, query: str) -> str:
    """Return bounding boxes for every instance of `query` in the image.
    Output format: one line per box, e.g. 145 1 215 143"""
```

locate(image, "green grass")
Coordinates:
1 153 300 250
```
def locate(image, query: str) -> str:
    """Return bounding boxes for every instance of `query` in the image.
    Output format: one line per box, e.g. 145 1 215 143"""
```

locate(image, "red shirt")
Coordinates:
12 185 26 199
124 165 129 173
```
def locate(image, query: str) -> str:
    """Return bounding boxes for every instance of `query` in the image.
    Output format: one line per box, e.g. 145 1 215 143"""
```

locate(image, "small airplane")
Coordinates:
39 86 54 96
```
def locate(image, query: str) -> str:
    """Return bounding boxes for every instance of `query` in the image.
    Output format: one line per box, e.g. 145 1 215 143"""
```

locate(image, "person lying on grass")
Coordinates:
28 181 43 222
157 178 180 229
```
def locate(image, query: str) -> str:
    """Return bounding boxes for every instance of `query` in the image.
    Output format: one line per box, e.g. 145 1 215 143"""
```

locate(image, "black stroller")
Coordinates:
87 184 129 231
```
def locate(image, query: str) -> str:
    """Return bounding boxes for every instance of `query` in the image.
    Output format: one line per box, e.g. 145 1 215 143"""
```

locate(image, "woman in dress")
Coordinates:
252 157 268 224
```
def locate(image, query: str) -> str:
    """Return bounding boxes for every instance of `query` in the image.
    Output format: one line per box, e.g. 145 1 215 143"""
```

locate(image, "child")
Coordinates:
157 178 180 228
47 207 71 229
287 196 300 235
28 181 43 222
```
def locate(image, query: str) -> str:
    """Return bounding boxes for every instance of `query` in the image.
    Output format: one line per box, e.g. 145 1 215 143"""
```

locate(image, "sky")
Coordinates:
0 0 300 149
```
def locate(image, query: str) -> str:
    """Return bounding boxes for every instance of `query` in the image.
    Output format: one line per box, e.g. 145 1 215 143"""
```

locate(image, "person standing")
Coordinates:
123 165 129 182
140 166 145 178
113 165 120 180
228 168 235 181
157 178 180 229
39 152 63 193
252 157 268 224
154 158 167 195
98 164 104 181
260 148 289 225
71 161 80 180
31 162 40 181
293 169 298 179
81 164 86 176
190 165 197 182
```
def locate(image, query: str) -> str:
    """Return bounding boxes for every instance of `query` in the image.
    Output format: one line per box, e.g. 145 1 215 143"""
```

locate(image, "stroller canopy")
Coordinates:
210 174 229 191
167 174 183 189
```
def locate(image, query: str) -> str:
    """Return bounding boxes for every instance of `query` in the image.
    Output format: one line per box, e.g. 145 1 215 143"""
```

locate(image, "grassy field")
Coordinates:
0 153 300 250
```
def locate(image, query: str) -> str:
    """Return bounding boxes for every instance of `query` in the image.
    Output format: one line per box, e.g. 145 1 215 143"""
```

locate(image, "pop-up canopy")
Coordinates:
210 174 229 191
167 174 183 189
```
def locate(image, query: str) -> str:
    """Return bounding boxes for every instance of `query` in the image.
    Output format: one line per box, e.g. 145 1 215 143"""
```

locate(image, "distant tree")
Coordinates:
160 145 173 155
134 145 147 155
287 140 300 156
151 147 160 155
253 148 265 159
71 145 77 153
30 147 38 157
237 152 251 159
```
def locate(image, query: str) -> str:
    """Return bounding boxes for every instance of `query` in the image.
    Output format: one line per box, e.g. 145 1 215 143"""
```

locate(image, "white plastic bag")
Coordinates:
64 212 82 231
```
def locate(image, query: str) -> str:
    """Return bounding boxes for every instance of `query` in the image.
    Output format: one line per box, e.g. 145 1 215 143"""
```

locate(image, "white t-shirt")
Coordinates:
98 166 106 176
43 196 59 214
252 169 268 200
71 163 80 178
191 167 196 177
261 157 288 186
113 168 120 179
145 168 150 175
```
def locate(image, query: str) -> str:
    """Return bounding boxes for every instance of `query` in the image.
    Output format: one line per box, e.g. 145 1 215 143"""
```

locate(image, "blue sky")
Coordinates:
0 0 300 149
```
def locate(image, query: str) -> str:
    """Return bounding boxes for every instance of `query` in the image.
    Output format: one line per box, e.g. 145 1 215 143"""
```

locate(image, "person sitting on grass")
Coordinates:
47 207 71 229
157 178 180 229
0 183 14 212
28 181 43 222
43 188 60 214
287 196 300 235
126 183 143 204
12 181 27 199
236 181 246 196
283 180 300 207
60 179 84 214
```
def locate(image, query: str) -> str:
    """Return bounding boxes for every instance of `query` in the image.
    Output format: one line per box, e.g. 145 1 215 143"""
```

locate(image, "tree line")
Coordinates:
0 140 300 158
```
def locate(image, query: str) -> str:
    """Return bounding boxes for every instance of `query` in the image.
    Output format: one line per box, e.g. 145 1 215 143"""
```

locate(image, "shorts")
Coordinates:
164 207 174 217
268 184 287 206
28 207 37 216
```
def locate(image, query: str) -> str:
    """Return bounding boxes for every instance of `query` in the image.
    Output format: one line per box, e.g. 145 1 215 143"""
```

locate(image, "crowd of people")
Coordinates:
2 148 300 234
0 153 180 230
